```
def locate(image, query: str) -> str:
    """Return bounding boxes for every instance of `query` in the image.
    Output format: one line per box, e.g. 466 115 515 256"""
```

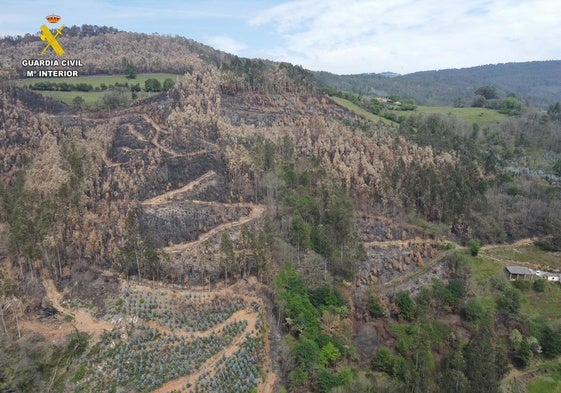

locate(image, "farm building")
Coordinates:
543 272 561 282
505 266 534 281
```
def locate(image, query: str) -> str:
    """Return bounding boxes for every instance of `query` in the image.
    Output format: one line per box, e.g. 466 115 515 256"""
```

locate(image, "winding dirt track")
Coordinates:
163 203 265 254
20 280 112 341
152 307 259 393
363 238 442 249
145 277 277 393
142 171 217 206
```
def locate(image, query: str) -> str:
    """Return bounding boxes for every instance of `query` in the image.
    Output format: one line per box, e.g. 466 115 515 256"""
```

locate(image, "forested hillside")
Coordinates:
315 61 561 107
1 27 561 393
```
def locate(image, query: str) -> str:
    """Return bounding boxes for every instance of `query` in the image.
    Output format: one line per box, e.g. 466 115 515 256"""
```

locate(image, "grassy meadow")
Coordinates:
331 96 399 126
19 73 182 89
330 94 507 129
415 105 508 127
17 73 182 106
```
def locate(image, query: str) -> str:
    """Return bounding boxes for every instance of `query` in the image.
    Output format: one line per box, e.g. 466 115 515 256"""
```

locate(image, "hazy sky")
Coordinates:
2 0 560 74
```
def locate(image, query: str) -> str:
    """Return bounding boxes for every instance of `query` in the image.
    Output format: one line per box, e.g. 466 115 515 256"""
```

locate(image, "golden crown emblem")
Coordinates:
46 14 61 23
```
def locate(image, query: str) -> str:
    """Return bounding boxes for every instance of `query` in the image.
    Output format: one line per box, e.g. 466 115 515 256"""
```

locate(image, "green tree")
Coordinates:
396 292 416 321
475 86 498 100
142 235 161 283
72 96 85 110
291 215 311 261
498 96 522 115
496 286 522 316
320 342 341 367
102 87 130 110
533 279 546 292
124 63 137 79
463 330 509 393
163 78 174 91
548 102 561 122
372 347 394 374
117 210 142 281
294 338 321 373
540 325 561 358
144 78 162 92
275 265 320 337
439 346 469 393
514 339 531 368
220 233 234 287
463 298 488 324
467 239 481 256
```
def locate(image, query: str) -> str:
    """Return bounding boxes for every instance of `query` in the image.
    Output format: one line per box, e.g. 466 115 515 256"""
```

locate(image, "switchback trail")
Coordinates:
164 203 265 254
141 170 217 206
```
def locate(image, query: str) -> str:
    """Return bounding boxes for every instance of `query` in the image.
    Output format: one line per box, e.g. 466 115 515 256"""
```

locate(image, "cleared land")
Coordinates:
16 73 181 105
18 73 181 89
330 96 507 128
21 277 271 393
482 243 561 270
415 105 508 127
330 96 398 126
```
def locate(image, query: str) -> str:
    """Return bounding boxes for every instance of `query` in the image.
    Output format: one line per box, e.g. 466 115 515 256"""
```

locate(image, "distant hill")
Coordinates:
0 25 230 78
6 27 559 108
315 61 561 108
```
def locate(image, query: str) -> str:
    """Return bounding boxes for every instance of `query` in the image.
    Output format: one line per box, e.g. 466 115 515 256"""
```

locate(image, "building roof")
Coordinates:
505 266 533 275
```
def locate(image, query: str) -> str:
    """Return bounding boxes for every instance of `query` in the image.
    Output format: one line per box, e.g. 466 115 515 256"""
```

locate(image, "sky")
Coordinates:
2 0 561 75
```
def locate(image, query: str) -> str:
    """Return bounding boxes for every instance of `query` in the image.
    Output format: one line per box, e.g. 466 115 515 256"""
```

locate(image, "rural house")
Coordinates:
505 266 534 281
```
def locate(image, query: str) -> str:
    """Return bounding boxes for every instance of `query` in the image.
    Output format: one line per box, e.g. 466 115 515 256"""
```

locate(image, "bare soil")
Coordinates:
21 279 112 341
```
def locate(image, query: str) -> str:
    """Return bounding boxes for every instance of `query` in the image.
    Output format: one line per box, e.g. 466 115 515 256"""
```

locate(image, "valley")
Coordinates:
1 26 561 393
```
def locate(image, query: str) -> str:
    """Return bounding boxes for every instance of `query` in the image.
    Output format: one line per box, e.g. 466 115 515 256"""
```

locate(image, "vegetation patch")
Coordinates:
330 96 398 126
415 105 507 127
483 244 561 270
18 73 180 107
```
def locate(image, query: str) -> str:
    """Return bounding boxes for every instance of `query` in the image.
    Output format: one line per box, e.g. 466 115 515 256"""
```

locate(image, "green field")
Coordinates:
38 90 160 106
330 95 507 129
18 73 181 89
38 90 104 105
522 281 561 321
17 73 182 106
482 244 561 270
331 96 398 126
528 364 561 393
415 106 508 128
467 255 504 286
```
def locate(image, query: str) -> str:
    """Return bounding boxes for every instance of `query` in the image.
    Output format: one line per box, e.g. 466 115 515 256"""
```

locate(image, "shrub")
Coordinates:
369 295 387 318
294 338 321 372
396 292 416 321
496 286 522 316
102 87 130 109
73 364 86 381
513 339 531 368
320 342 341 366
463 298 488 324
371 347 394 374
289 368 308 387
512 280 532 291
533 279 546 293
509 329 523 350
309 285 345 309
534 237 561 252
467 239 481 256
317 367 352 393
539 325 561 358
